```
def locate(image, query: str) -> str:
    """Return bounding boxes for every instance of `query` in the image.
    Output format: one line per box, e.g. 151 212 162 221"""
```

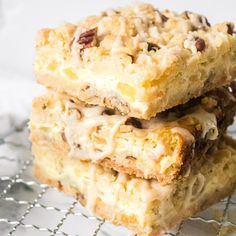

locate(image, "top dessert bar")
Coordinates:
35 3 236 119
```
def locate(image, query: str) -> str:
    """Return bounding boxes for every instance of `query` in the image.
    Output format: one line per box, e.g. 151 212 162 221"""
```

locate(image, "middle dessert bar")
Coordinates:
30 83 236 185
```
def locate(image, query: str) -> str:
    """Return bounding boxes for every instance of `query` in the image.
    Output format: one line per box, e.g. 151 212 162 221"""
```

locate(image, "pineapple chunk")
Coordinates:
142 79 159 88
47 61 58 71
63 68 77 80
117 83 136 101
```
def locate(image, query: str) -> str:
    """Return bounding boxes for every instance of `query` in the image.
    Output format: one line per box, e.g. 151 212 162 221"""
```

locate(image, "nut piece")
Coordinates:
161 14 169 22
61 132 67 143
183 11 211 28
147 42 160 52
42 104 47 110
126 156 137 160
77 28 98 49
68 107 82 120
226 23 234 35
195 37 205 52
182 11 190 19
155 9 169 23
125 117 142 129
102 108 115 116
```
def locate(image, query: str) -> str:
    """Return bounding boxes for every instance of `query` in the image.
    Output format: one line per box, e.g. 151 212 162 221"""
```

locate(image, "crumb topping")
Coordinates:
62 3 234 64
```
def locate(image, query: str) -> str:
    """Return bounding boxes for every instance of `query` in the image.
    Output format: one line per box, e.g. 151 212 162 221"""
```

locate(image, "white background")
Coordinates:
0 0 235 132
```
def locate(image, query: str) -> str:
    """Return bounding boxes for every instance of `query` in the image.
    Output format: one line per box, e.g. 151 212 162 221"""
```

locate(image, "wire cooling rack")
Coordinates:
0 119 236 236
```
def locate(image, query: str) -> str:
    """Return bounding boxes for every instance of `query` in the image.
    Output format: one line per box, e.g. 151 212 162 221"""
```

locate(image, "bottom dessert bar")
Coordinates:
32 136 236 236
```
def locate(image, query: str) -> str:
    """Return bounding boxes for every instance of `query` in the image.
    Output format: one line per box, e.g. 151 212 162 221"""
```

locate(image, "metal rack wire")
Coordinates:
0 120 236 236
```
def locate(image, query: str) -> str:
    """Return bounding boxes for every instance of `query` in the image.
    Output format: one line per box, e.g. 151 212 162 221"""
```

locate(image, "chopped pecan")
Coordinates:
205 18 211 27
182 11 190 19
195 37 206 52
126 156 137 160
183 11 211 27
161 14 169 22
147 42 160 52
61 132 67 143
155 9 169 23
125 117 142 129
42 104 47 110
69 98 75 103
102 108 115 116
199 15 211 27
77 28 98 49
127 54 135 63
226 23 234 35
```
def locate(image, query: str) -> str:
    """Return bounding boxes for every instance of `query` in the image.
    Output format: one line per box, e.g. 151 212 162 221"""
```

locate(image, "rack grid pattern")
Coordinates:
0 120 236 236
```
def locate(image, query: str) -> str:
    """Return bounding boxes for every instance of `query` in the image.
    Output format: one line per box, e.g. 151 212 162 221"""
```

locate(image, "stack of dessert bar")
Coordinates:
30 4 236 236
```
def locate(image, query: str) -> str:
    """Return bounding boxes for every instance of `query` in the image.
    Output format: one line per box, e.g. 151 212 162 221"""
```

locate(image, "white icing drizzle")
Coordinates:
111 16 126 54
81 105 104 117
136 53 152 64
70 28 85 66
187 12 209 29
134 18 148 39
64 100 127 161
111 35 124 54
119 16 126 35
154 10 163 23
85 164 98 212
184 34 198 54
184 172 206 208
173 106 218 141
187 107 218 140
148 26 159 39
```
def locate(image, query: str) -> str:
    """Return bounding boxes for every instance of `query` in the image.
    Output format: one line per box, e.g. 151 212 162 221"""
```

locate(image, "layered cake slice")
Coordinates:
35 3 236 119
29 83 236 185
32 135 236 236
